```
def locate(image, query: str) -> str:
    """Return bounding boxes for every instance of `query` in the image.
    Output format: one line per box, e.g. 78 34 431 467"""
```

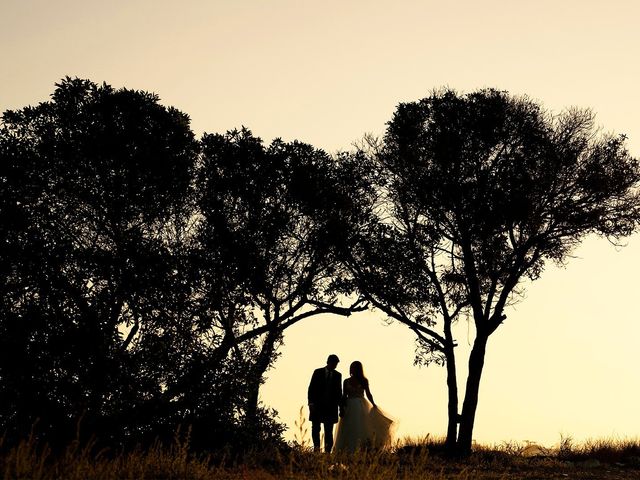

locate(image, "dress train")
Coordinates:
333 397 395 452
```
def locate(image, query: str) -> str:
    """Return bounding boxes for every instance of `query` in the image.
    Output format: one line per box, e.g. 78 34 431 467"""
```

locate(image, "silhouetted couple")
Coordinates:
307 354 394 453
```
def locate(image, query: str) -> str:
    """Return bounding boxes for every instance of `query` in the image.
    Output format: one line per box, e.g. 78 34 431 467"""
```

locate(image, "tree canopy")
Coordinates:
341 88 640 454
0 77 199 446
1 81 638 455
0 78 364 451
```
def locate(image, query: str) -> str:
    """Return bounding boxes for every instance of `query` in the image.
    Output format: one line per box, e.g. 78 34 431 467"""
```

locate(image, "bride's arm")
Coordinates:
365 381 376 408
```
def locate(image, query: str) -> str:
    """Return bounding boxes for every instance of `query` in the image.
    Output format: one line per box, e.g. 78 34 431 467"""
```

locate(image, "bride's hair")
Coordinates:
349 361 368 386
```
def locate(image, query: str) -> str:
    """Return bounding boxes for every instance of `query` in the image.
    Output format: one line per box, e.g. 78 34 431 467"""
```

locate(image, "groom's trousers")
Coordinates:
311 421 334 452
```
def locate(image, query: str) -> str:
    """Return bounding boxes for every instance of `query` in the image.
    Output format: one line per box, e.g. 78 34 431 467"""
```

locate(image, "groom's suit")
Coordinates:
308 366 342 452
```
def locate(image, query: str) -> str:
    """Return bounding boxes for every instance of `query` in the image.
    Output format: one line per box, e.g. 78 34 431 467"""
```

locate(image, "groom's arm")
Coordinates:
338 375 346 417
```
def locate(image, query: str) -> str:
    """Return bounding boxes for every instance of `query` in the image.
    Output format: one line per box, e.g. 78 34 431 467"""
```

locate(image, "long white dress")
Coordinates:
333 377 395 453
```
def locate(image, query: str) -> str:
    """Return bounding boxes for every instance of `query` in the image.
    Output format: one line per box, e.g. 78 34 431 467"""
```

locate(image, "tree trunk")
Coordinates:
444 345 459 453
244 328 280 430
456 332 489 455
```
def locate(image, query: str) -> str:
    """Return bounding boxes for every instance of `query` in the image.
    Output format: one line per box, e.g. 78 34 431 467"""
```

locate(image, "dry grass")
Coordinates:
0 428 216 480
2 429 640 480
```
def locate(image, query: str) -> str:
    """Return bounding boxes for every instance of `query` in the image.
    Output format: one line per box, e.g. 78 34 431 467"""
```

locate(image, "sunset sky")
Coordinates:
2 0 639 447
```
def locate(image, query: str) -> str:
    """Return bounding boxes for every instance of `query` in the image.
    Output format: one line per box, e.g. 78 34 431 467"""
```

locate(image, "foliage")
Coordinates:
0 79 287 451
0 77 200 448
195 128 366 429
341 88 640 453
2 79 639 458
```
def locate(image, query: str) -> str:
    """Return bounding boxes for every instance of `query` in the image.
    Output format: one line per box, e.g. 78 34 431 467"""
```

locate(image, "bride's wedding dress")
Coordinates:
333 377 395 453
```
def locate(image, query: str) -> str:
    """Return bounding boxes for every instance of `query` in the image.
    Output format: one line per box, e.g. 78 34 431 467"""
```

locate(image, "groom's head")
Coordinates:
326 354 339 371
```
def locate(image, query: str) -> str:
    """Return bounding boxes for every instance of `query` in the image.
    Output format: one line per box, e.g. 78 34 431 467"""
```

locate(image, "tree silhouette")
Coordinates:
194 128 365 433
0 77 199 446
5 79 638 456
0 79 363 450
341 88 640 454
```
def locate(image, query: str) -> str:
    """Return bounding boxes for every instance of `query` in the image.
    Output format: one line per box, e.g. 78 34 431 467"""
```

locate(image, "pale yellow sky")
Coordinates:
2 0 639 447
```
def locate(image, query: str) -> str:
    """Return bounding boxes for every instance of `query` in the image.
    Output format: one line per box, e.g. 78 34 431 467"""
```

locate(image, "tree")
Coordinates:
1 79 362 450
341 88 640 454
0 77 199 446
194 128 365 433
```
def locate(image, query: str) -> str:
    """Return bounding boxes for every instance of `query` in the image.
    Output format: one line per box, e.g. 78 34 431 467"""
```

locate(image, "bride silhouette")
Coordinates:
333 361 395 453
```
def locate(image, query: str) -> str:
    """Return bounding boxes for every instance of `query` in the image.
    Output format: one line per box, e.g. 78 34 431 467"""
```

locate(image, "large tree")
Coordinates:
0 77 199 445
194 128 365 433
341 88 640 454
0 79 363 450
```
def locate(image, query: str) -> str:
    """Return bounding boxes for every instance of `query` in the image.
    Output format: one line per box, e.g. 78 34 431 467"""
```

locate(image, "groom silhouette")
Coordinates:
307 354 342 452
